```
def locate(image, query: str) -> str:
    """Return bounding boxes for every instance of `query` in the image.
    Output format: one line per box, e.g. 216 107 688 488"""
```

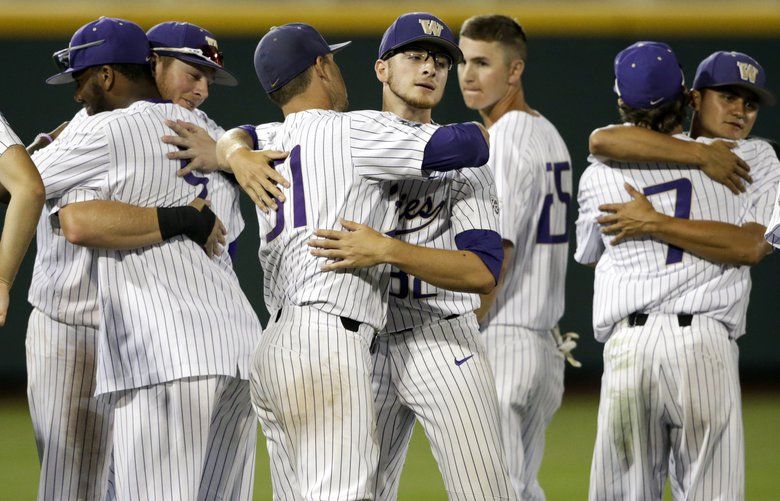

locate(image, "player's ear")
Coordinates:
313 55 330 83
507 58 524 85
690 89 703 112
97 65 115 91
149 53 160 79
375 59 389 84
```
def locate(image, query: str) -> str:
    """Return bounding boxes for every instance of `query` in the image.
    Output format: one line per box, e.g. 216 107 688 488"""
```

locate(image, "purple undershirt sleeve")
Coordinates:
454 229 504 285
422 123 489 172
238 124 259 150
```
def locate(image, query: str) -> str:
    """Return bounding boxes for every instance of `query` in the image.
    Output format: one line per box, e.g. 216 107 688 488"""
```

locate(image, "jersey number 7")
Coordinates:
643 178 692 265
266 145 306 242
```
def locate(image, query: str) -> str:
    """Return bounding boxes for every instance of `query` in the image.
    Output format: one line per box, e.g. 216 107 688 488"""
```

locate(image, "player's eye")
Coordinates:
434 55 453 71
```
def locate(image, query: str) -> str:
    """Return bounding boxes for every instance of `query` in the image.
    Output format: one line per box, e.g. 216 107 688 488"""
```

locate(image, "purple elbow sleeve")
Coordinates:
238 124 259 150
454 229 504 284
422 123 489 172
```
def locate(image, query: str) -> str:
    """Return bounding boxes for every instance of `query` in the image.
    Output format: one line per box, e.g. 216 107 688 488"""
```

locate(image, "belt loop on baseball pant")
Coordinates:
627 312 693 327
339 316 361 332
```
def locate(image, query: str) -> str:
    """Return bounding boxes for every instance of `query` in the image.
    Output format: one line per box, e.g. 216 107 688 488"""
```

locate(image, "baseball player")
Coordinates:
216 22 491 500
28 18 261 500
307 13 515 500
455 15 574 500
576 41 780 500
0 114 44 326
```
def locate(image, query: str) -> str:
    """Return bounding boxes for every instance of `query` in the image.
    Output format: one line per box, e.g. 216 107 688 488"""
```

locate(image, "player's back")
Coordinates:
83 101 259 393
576 145 756 341
253 109 437 330
485 111 572 330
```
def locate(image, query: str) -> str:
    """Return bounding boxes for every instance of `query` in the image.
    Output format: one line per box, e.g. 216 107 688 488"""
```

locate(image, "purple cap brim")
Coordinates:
381 35 463 63
155 50 239 86
703 81 776 107
46 67 78 85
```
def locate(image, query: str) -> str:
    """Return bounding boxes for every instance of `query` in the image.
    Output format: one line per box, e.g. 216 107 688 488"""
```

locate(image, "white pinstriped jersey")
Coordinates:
575 137 780 341
29 105 244 328
766 180 780 247
33 101 259 394
249 110 440 330
384 164 499 333
482 111 572 330
0 113 21 153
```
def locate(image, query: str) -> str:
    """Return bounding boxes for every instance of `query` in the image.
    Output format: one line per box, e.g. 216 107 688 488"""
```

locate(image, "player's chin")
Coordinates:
460 92 483 110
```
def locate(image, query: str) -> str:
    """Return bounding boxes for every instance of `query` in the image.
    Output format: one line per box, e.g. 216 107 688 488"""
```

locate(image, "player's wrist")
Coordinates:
644 213 672 236
157 205 216 246
380 237 404 266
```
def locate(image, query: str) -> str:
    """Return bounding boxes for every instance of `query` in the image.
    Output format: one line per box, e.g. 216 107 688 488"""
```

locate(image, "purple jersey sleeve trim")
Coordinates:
228 239 239 262
422 123 489 172
238 124 259 150
454 229 504 285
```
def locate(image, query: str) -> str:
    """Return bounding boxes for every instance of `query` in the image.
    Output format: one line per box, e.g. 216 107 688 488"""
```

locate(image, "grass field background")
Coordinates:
1 391 777 499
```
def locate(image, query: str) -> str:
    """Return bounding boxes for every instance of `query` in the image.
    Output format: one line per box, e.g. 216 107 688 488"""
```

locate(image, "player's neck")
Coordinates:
282 95 335 116
479 85 535 128
382 92 433 124
113 81 162 110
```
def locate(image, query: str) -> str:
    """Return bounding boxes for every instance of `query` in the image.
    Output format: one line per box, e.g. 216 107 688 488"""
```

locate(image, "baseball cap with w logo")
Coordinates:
378 12 463 63
147 22 238 86
692 51 775 106
47 17 150 85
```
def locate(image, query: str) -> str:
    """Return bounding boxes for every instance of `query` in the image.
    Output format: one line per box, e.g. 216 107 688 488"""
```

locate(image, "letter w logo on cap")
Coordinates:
737 61 758 83
418 19 444 37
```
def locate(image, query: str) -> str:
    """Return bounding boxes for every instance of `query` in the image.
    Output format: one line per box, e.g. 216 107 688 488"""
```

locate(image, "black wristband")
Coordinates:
157 205 216 246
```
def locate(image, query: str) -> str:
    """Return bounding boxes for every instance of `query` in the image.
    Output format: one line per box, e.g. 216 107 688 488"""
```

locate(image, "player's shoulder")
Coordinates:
190 107 225 137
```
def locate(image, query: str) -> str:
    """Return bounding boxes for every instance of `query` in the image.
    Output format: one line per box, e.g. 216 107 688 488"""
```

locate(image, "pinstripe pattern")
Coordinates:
0 112 21 153
112 375 256 500
478 110 571 500
589 314 743 500
83 101 259 395
766 178 780 246
384 164 500 332
25 308 115 501
482 325 564 501
250 305 378 500
250 110 438 331
373 314 515 500
482 111 571 330
575 138 780 341
29 102 258 499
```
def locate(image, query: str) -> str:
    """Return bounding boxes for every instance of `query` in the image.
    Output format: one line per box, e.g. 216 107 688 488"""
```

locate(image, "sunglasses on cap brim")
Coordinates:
152 45 224 67
51 39 106 72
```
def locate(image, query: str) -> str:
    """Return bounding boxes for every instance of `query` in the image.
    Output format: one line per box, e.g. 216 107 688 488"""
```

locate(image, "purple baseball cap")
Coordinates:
254 23 350 94
47 17 150 85
147 22 238 87
378 12 462 63
613 41 684 109
692 51 775 107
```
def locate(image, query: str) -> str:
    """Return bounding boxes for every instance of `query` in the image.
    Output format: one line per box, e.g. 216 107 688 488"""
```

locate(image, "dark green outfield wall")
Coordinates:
1 35 778 384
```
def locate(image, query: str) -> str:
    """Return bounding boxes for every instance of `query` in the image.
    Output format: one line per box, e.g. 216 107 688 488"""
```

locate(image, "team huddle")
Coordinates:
0 10 776 501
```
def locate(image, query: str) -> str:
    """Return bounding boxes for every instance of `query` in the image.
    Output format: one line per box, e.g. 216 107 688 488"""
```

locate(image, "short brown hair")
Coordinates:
460 14 528 62
618 93 689 134
267 66 313 107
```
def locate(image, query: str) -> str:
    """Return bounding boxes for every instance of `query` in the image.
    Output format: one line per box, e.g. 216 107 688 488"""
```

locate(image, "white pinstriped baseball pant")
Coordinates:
372 313 516 501
250 305 379 500
26 308 116 501
111 375 257 501
589 314 743 500
482 325 565 501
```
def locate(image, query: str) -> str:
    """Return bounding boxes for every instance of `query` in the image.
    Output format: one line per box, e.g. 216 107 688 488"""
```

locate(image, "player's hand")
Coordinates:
226 148 290 213
162 120 220 175
698 140 752 194
0 280 10 327
188 197 226 258
597 183 666 245
308 219 393 271
49 121 70 140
